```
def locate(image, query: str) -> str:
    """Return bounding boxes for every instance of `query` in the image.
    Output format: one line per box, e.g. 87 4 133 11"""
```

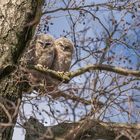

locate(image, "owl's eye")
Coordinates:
44 42 52 48
59 44 65 50
60 44 64 47
64 46 71 51
38 41 44 46
45 42 52 46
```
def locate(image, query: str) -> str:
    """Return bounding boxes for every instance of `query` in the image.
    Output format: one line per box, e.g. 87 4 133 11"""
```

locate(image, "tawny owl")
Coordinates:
45 37 74 90
52 37 74 71
33 34 55 67
27 34 55 84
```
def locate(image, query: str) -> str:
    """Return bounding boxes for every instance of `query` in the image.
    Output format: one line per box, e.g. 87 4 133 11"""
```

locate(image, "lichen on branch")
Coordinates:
28 64 140 83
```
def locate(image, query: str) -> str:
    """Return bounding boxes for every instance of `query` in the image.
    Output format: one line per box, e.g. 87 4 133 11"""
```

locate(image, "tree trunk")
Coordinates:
0 0 44 140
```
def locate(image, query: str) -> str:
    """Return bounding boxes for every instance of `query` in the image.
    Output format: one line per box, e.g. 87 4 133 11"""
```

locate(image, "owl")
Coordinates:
27 34 55 84
45 37 74 91
26 35 74 92
32 34 55 67
52 37 74 71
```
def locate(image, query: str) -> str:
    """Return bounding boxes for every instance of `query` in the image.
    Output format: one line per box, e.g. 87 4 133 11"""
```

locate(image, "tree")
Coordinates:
0 0 43 139
0 0 140 140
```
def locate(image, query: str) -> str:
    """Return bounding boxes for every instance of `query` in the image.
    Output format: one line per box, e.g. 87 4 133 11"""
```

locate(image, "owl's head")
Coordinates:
35 34 55 49
55 37 74 56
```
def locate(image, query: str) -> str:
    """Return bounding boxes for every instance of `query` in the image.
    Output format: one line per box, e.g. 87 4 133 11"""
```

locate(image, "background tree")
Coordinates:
0 0 140 140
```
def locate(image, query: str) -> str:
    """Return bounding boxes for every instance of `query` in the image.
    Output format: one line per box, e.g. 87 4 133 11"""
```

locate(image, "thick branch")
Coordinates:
28 64 140 83
24 117 140 140
70 64 140 78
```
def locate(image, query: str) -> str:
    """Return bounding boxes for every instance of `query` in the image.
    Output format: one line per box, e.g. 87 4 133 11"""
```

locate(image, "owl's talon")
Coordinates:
43 66 48 69
37 64 43 68
37 64 43 67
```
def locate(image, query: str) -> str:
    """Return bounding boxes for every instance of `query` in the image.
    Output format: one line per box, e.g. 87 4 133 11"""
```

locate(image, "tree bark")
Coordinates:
24 117 140 140
0 0 44 140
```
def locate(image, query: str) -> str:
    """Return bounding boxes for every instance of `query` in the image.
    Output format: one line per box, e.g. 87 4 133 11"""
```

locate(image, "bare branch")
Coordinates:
28 64 140 83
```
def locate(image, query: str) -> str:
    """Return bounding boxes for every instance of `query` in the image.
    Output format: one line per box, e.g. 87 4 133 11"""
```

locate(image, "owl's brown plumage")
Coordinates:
45 37 74 91
52 37 74 72
27 35 74 92
33 34 55 67
27 34 55 84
